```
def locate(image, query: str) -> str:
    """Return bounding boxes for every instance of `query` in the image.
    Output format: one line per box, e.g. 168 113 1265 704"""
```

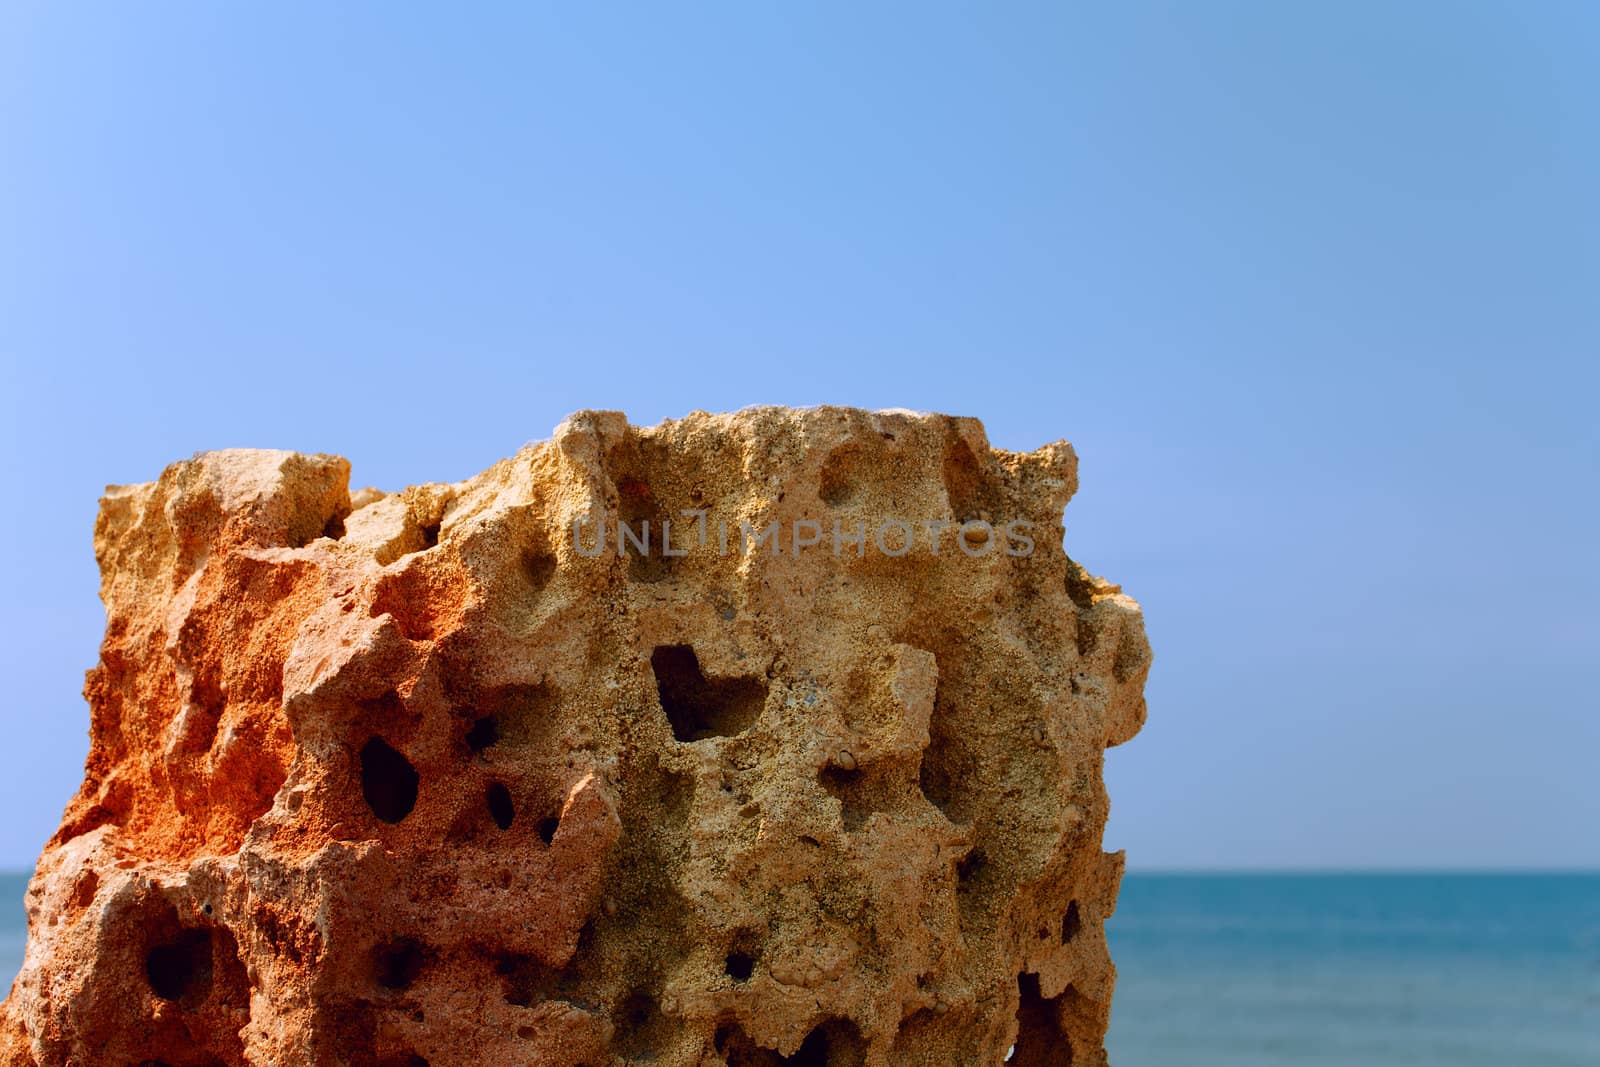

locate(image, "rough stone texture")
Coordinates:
0 407 1149 1067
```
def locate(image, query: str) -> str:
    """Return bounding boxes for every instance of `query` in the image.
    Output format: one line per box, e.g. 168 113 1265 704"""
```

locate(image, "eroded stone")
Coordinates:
0 407 1149 1066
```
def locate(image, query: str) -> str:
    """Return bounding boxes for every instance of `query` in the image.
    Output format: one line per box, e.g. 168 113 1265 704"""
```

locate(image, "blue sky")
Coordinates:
1 2 1595 870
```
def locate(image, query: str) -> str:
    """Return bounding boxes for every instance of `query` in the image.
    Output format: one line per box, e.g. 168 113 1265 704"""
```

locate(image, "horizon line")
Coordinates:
4 865 1598 877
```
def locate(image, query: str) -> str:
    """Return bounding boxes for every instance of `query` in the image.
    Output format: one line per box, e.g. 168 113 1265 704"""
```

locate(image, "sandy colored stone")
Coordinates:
0 407 1149 1066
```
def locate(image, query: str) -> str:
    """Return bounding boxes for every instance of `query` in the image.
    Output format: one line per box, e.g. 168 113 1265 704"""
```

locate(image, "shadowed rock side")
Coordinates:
0 407 1149 1067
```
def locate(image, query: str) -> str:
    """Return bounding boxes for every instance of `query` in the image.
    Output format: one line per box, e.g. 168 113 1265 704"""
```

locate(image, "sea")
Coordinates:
1107 873 1600 1066
1 871 1595 1064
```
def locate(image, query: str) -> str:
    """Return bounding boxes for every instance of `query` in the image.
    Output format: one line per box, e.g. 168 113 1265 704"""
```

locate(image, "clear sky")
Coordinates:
1 2 1595 871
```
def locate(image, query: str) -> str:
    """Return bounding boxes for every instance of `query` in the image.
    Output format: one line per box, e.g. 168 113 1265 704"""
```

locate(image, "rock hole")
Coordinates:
822 764 859 785
725 950 756 982
1061 900 1081 944
956 846 987 890
651 645 766 742
717 1019 862 1066
1009 972 1073 1065
713 1023 740 1056
373 937 426 991
495 951 556 1007
714 1018 867 1067
361 737 419 824
465 715 500 752
538 814 560 845
486 783 515 830
145 927 213 1002
789 1028 831 1066
522 547 556 591
791 1018 866 1066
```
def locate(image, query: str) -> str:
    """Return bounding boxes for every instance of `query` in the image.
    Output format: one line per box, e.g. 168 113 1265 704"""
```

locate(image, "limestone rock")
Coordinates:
0 407 1150 1066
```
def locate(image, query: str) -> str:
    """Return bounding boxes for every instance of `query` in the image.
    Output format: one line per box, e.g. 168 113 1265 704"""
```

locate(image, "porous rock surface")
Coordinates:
0 408 1149 1067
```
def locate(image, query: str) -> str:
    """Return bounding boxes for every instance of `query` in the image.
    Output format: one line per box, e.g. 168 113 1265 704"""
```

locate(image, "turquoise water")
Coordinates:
0 872 24 996
2 872 1595 1062
1107 874 1600 1066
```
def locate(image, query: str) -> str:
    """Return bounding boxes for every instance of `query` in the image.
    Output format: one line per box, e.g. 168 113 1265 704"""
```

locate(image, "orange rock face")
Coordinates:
0 408 1149 1066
